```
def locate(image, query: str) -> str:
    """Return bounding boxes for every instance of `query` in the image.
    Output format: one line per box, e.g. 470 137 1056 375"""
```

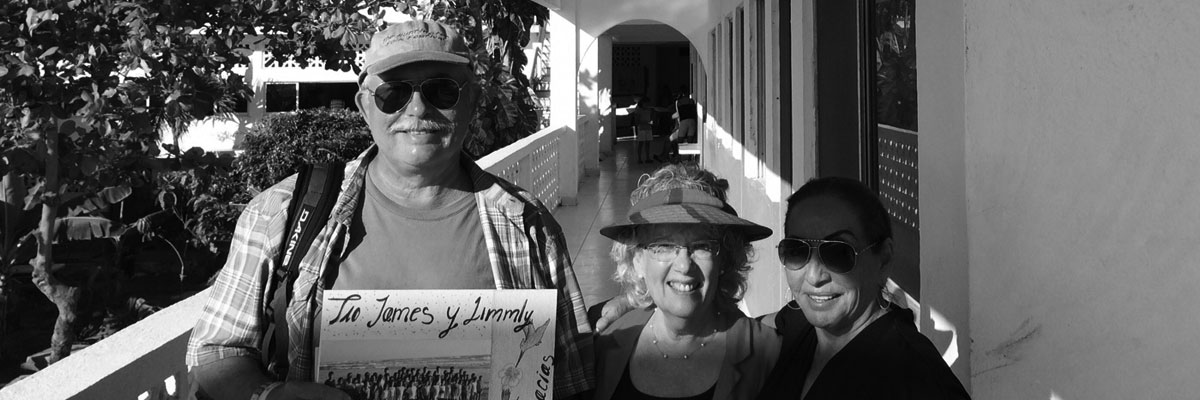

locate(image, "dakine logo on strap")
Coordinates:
282 209 310 267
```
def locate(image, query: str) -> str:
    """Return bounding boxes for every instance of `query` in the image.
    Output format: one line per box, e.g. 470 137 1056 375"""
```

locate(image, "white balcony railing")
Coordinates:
0 124 575 400
0 288 209 400
477 125 571 209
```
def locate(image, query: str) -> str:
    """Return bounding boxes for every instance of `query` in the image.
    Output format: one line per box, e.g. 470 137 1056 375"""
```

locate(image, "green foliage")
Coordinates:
0 0 267 361
237 108 372 191
874 0 917 131
155 146 247 254
0 0 261 244
252 0 377 72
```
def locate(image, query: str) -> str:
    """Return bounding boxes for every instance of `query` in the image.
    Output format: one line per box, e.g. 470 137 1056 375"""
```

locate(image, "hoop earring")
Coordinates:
878 285 894 310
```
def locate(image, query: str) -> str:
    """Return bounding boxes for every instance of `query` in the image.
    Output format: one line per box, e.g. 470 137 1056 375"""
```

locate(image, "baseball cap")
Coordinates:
360 20 470 81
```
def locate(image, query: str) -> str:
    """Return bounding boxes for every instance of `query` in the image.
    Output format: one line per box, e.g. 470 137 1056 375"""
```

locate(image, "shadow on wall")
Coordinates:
578 69 598 107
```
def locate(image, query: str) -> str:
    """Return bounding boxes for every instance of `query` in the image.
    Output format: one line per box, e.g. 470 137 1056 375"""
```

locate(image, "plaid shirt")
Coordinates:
187 146 595 397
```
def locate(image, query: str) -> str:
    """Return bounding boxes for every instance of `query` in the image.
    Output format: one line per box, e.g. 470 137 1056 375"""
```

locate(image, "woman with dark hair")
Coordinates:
593 163 781 400
756 176 969 399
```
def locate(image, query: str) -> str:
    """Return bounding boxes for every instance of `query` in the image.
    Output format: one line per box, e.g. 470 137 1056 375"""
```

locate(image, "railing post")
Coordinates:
517 154 532 194
558 126 579 206
175 369 193 400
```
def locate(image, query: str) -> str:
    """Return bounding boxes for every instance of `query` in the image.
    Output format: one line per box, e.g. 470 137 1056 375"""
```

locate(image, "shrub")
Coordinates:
147 148 247 280
237 108 373 191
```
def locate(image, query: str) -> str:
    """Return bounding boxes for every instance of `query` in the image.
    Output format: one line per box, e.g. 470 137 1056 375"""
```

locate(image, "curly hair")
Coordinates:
609 163 754 311
628 163 730 204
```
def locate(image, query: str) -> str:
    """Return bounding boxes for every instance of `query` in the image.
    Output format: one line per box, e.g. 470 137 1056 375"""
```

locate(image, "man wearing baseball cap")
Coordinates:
188 20 595 400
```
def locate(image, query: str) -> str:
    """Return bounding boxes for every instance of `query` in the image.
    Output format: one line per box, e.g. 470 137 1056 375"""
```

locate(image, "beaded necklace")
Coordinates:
648 322 719 360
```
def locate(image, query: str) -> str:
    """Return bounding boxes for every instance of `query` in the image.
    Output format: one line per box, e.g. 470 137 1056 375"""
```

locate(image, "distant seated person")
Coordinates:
592 163 781 400
661 87 697 162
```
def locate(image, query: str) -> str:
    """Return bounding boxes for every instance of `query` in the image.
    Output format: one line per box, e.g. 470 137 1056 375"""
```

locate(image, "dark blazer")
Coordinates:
594 308 781 400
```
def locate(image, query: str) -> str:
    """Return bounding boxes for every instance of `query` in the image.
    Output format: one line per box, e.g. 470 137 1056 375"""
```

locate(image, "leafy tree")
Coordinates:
0 0 258 363
237 107 372 191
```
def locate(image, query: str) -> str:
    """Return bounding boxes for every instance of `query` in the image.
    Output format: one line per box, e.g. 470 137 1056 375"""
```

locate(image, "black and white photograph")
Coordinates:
320 339 489 400
317 290 556 400
2 0 1197 399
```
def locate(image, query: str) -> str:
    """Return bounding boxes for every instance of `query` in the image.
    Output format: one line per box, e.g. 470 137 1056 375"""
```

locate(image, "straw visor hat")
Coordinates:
599 188 773 242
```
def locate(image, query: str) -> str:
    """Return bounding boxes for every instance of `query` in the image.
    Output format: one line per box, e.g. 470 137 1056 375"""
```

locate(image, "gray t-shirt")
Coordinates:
333 172 494 290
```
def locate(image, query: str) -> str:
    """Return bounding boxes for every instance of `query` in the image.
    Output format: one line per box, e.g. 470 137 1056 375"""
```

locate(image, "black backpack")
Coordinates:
260 161 344 379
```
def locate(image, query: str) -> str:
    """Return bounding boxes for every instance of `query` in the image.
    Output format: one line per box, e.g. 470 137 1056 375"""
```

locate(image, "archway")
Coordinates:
591 20 704 159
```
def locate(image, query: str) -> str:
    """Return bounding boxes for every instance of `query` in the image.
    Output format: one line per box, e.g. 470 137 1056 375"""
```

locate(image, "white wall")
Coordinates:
916 0 971 389
963 1 1200 398
548 8 580 204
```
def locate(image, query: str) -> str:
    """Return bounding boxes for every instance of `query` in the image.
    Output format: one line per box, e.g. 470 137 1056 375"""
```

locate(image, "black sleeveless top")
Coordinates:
676 98 698 121
613 362 716 400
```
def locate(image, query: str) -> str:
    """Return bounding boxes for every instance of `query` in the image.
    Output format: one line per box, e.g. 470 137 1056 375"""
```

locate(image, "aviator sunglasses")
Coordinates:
368 78 464 114
777 238 881 274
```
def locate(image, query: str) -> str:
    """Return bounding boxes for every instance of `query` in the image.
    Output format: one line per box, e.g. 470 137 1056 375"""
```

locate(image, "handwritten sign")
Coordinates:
318 290 556 400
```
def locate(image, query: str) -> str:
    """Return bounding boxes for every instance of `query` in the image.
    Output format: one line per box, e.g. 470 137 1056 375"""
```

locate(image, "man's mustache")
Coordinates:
390 119 455 133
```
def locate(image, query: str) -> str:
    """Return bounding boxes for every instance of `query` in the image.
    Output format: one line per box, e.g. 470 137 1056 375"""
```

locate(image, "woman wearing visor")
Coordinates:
593 164 781 400
757 176 969 399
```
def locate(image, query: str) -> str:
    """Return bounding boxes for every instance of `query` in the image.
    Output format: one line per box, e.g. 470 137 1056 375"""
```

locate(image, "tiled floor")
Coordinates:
553 140 669 308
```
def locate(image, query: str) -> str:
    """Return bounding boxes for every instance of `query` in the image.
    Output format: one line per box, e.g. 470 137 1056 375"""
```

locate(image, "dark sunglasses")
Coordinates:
777 238 881 274
368 78 464 114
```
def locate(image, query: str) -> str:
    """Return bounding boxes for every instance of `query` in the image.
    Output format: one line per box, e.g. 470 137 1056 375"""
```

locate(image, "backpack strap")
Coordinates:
261 161 343 379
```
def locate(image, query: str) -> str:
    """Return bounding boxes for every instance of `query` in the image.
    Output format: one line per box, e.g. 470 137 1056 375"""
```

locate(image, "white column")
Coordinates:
597 34 614 157
247 49 267 125
549 7 579 205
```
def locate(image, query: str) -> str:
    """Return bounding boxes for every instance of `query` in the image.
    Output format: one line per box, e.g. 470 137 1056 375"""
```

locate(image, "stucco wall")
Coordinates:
916 0 971 389
964 1 1200 398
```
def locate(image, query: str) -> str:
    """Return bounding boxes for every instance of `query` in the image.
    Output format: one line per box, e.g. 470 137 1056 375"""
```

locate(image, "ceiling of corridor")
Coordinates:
605 20 688 44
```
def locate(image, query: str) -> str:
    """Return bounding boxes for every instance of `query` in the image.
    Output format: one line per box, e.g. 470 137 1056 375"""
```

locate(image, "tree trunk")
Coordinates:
31 254 81 364
30 127 78 364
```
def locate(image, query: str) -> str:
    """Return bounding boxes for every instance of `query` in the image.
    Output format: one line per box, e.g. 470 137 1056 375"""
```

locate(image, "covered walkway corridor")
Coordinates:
552 140 672 307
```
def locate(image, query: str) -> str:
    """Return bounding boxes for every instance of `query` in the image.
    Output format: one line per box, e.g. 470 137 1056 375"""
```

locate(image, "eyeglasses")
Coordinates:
368 78 464 114
639 240 722 263
777 238 881 273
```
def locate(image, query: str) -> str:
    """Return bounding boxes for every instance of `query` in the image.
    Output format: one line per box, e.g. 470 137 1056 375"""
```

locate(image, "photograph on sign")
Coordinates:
317 290 557 400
